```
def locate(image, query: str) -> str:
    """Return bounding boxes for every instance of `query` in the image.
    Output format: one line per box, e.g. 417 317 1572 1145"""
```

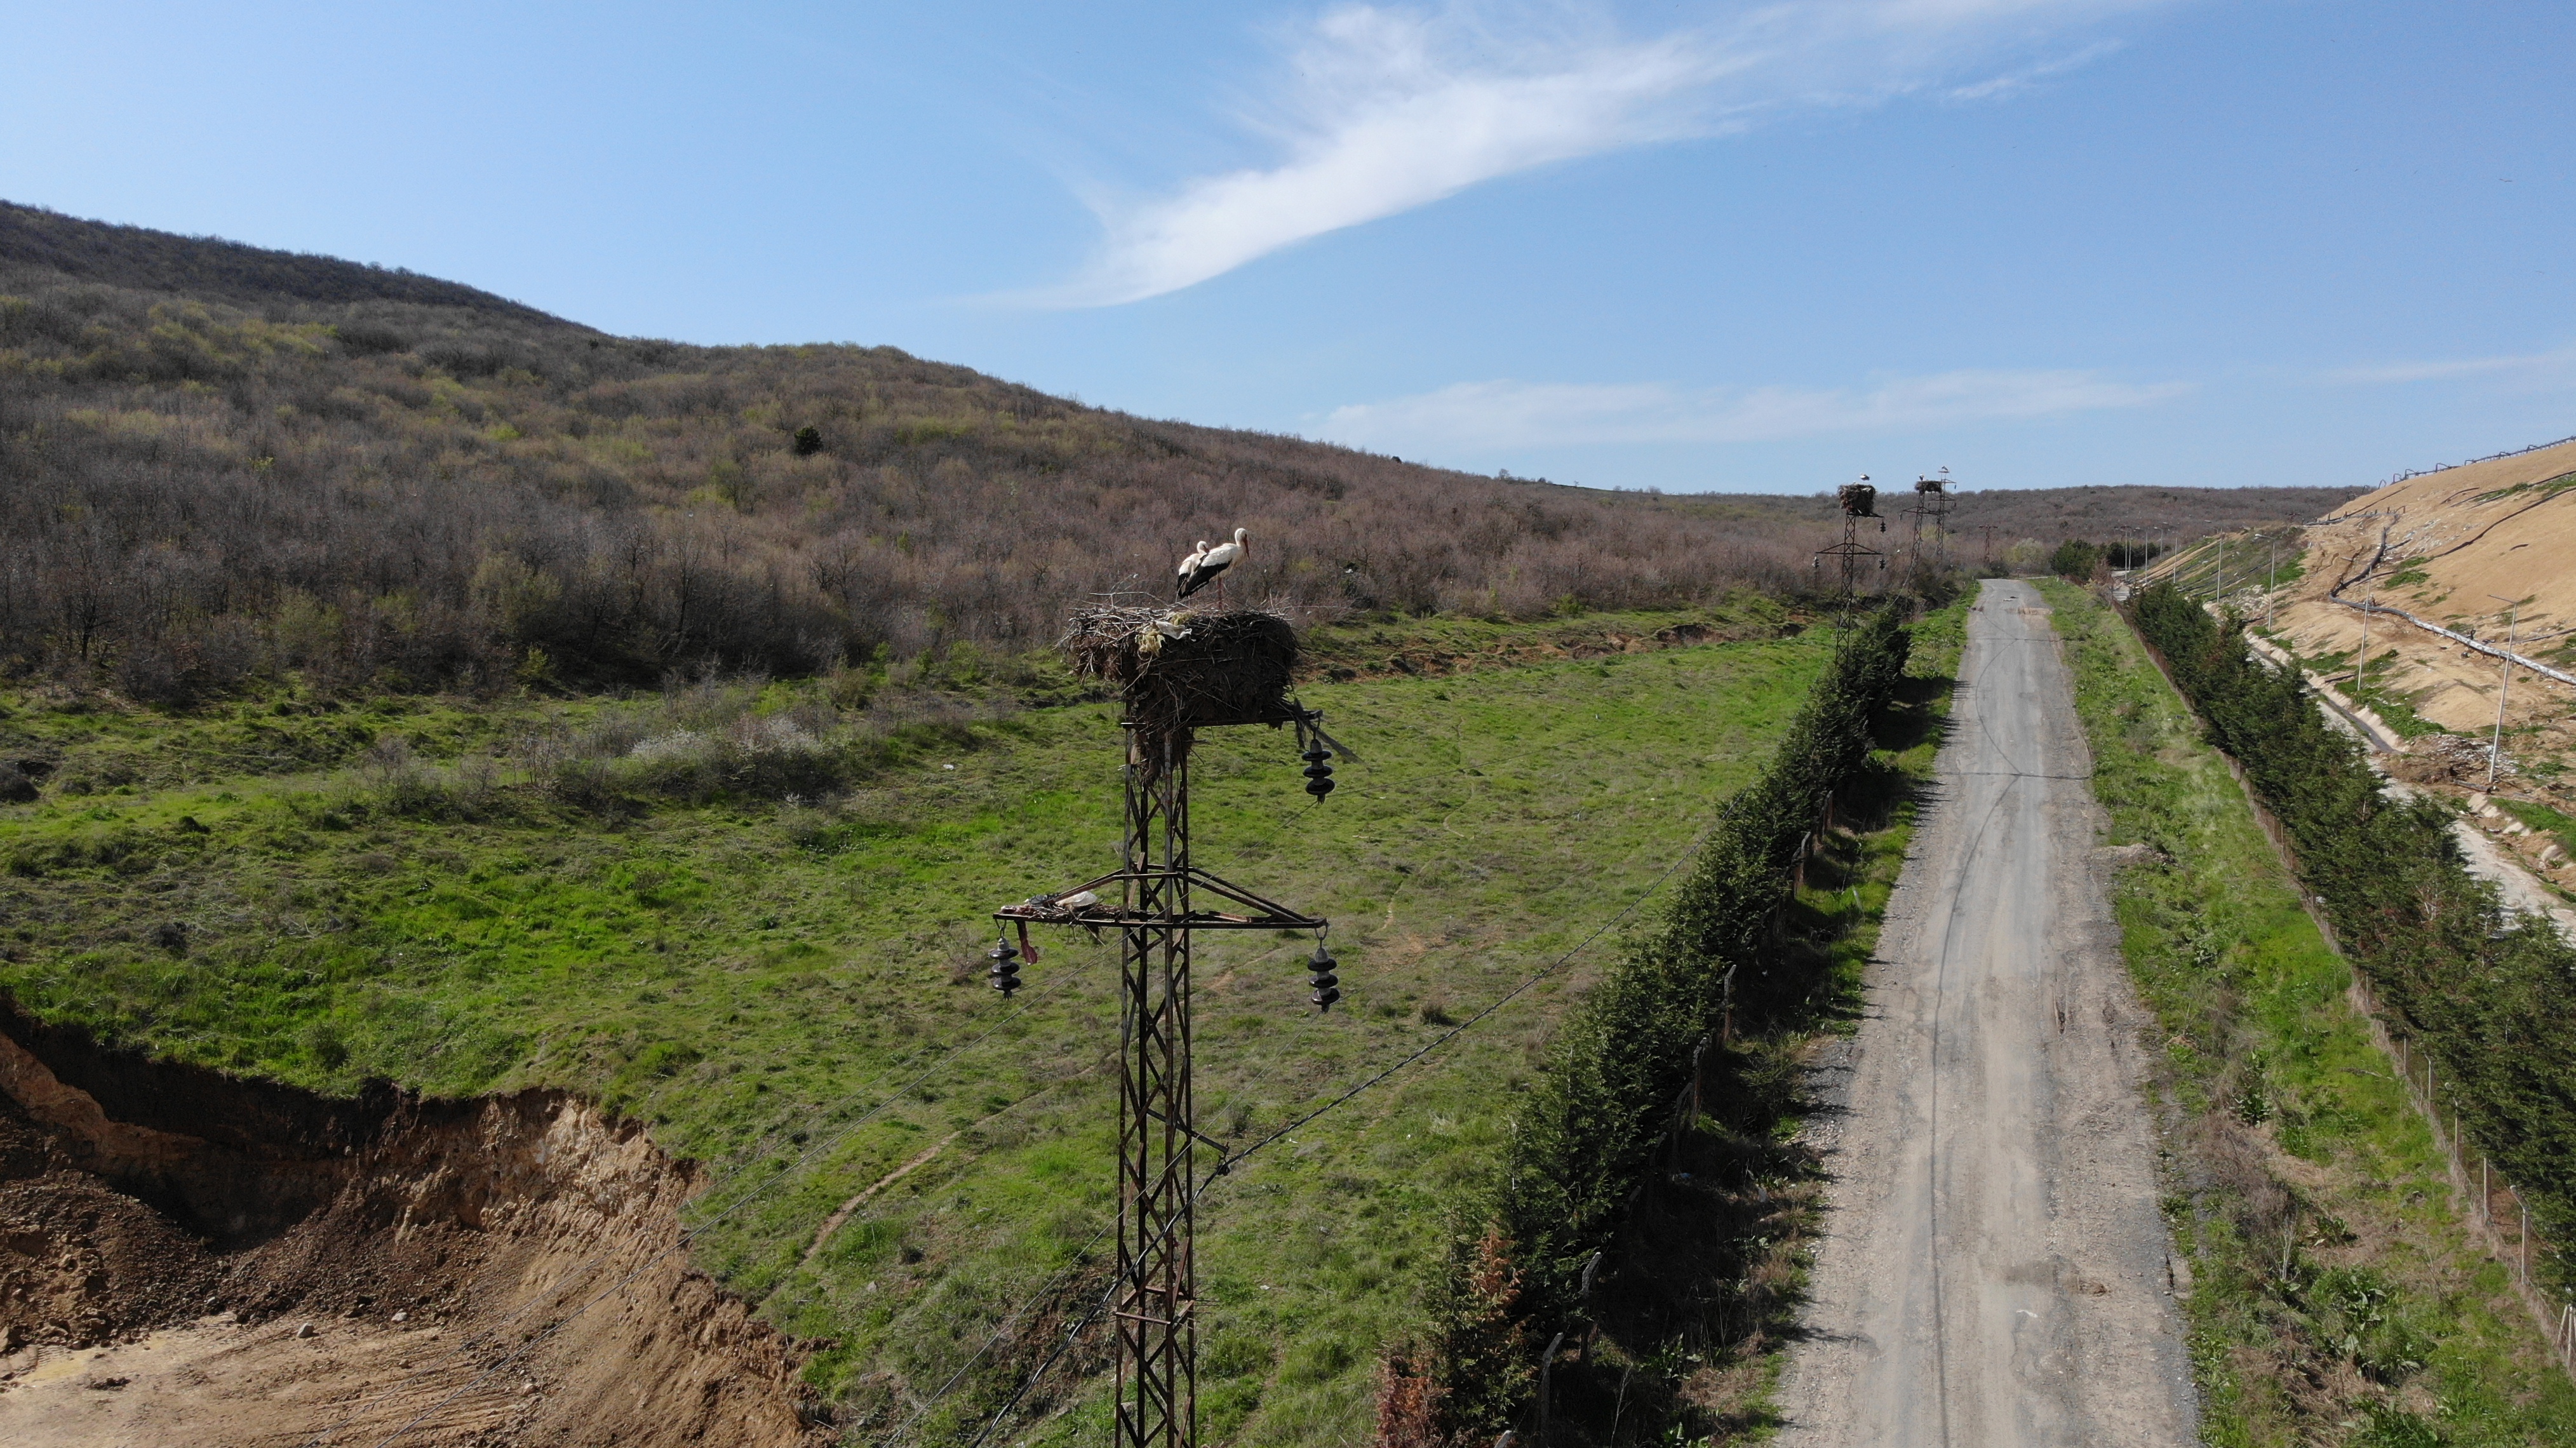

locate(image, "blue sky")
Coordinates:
4 1 2570 493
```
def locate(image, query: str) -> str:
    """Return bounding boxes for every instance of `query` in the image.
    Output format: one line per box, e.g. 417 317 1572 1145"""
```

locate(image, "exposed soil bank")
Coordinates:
0 1002 829 1445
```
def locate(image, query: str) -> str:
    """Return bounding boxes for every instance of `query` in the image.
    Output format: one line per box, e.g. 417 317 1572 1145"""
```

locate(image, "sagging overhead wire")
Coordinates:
376 982 1068 1402
1211 824 1712 1177
358 647 1780 1447
876 1217 1118 1448
948 826 1715 1448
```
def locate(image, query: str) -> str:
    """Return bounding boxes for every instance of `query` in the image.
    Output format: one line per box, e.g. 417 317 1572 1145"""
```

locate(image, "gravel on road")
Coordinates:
1774 579 2196 1447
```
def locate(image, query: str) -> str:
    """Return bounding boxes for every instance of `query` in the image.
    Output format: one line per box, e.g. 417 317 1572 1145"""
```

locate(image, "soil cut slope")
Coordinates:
2195 438 2576 885
2286 436 2576 706
0 1002 829 1446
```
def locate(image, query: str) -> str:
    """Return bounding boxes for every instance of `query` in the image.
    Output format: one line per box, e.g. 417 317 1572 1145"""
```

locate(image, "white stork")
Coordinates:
1178 527 1248 606
1174 540 1209 600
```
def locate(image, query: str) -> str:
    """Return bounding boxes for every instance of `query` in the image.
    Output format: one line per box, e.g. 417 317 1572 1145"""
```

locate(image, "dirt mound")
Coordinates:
0 1002 830 1445
2303 437 2576 655
2278 441 2576 824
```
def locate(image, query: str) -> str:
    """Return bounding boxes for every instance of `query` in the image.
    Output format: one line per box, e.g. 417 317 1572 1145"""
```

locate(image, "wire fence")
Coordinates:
2123 595 2576 1371
2140 600 2576 1384
2371 432 2576 490
2345 974 2576 1378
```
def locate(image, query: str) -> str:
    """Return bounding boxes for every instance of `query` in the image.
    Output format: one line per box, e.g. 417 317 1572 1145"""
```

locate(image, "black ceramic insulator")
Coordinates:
1302 746 1331 764
1308 941 1339 1008
987 941 1021 996
1306 775 1336 799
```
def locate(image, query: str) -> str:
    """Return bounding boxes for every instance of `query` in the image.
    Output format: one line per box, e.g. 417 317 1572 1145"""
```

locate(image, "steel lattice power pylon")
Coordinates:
1116 728 1198 1448
1813 477 1887 596
1906 469 1953 575
995 683 1338 1448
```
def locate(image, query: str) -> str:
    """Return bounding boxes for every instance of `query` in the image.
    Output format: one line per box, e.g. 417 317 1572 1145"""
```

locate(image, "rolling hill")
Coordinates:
3 199 2353 705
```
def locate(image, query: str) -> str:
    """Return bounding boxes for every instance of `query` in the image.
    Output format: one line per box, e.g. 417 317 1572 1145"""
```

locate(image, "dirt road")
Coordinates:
1774 579 2194 1447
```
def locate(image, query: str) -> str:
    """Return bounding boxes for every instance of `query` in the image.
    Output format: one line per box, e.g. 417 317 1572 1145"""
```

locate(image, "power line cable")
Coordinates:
873 1217 1118 1448
1214 826 1710 1174
349 647 1814 1447
946 826 1715 1448
412 982 1066 1401
953 624 1931 1444
873 793 1721 1444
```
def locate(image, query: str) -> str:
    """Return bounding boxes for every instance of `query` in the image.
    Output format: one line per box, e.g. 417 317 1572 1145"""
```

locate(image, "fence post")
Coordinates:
1689 1037 1708 1128
1535 1330 1568 1445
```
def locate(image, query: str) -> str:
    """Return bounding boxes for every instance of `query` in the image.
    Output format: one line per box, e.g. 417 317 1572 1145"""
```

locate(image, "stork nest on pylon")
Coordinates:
1064 605 1305 773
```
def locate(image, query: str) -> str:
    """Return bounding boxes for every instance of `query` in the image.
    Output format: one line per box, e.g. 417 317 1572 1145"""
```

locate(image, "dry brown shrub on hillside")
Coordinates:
0 261 1820 695
0 203 2358 699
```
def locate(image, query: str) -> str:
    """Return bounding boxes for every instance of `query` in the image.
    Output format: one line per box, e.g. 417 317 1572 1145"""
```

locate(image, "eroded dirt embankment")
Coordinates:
0 1002 830 1446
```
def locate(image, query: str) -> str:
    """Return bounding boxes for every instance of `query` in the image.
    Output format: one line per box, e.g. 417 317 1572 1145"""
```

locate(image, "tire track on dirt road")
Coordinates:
1775 579 2196 1447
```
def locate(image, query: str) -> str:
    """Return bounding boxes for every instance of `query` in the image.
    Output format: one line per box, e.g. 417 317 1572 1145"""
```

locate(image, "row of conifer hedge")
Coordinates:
2128 580 2576 1294
1392 603 1915 1437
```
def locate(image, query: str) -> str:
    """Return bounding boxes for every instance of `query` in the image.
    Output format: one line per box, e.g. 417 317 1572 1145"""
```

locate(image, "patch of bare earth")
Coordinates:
0 1003 831 1447
2268 439 2576 849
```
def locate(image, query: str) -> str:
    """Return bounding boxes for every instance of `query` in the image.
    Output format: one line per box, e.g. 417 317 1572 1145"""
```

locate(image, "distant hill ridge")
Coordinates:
0 200 568 323
0 200 2359 702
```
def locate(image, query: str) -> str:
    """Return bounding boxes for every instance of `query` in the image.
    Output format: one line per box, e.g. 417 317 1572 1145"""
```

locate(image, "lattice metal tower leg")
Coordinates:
1117 729 1197 1448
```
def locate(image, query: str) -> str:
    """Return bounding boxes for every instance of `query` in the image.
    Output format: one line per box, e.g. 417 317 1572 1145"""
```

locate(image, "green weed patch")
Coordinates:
0 620 1861 1445
2041 579 2576 1446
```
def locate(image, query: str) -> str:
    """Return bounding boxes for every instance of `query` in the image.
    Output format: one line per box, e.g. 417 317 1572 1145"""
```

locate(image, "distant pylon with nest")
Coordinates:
1905 469 1953 576
1813 476 1888 595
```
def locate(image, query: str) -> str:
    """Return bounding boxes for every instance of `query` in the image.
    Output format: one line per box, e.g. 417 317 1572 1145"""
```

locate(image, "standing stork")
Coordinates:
1177 528 1248 607
1174 540 1209 602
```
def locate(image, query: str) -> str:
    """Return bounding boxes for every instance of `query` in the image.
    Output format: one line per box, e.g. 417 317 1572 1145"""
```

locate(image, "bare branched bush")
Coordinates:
0 206 1835 699
0 203 2358 704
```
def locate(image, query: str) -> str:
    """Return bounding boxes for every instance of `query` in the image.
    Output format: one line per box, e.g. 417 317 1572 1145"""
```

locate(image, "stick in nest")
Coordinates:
1063 605 1303 733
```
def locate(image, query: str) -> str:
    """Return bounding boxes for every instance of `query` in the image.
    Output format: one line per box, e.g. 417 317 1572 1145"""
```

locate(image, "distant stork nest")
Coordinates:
1065 606 1305 768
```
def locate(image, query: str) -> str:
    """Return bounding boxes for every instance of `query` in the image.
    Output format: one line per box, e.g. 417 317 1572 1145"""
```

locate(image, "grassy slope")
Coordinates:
2037 580 2576 1447
0 603 1843 1443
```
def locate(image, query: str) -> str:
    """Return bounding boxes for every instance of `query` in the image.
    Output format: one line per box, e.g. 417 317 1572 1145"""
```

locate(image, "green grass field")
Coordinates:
2039 580 2576 1447
1 601 1877 1444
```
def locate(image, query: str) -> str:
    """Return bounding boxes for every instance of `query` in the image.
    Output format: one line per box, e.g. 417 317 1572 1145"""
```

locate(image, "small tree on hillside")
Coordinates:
2050 539 2103 581
1380 1223 1533 1444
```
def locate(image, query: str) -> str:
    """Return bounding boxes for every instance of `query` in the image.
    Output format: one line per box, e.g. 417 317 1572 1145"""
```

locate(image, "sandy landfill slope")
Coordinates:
2257 436 2576 741
1775 579 2194 1447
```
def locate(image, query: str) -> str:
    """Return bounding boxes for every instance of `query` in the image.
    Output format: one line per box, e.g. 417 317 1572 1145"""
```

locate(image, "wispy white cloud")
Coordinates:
2327 347 2576 386
1317 368 2190 448
1036 0 2163 306
1944 39 2123 100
